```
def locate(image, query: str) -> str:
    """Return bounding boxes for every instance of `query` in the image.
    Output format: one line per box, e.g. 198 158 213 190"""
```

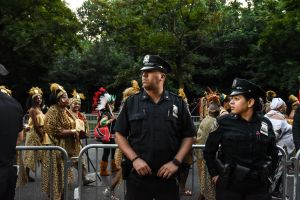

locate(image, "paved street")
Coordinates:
14 138 296 200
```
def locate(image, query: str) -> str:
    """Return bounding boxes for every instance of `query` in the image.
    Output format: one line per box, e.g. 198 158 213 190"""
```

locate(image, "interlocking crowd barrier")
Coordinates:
15 146 69 200
76 144 289 200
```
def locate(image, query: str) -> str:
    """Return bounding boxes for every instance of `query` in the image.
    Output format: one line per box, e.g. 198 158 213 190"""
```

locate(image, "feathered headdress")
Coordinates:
206 87 220 106
178 88 188 103
0 85 12 96
122 80 140 100
92 87 116 111
69 89 85 105
28 87 43 99
50 83 66 98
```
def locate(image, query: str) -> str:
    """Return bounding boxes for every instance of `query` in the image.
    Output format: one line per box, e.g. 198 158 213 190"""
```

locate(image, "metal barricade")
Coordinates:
191 144 205 196
77 144 119 200
277 146 289 200
191 116 201 129
77 144 289 200
16 146 69 200
85 113 201 136
293 149 300 200
85 114 98 135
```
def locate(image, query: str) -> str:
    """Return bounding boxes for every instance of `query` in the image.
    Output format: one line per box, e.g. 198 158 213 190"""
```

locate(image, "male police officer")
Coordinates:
115 55 196 200
0 64 23 199
204 78 279 200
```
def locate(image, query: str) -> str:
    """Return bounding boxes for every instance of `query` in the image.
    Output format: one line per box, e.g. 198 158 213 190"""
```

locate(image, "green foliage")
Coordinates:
1 0 300 109
0 0 81 102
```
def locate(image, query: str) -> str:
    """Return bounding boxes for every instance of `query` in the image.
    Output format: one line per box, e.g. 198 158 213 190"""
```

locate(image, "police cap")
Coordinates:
0 64 9 76
230 78 265 98
140 55 172 74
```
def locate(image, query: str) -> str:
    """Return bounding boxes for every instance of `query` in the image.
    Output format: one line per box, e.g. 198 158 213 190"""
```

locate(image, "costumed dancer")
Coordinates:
178 88 193 196
199 93 208 120
92 87 118 176
196 89 221 200
103 80 140 200
42 83 79 200
23 87 45 182
265 97 295 198
67 89 95 185
265 90 277 114
287 94 299 124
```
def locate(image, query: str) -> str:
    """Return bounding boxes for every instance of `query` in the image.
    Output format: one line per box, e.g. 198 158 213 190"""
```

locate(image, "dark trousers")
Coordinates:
0 166 18 200
102 139 116 162
216 176 271 200
126 172 179 200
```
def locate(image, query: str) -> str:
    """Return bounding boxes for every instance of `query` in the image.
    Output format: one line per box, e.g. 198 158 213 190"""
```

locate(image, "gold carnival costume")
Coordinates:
67 89 95 185
196 89 220 200
42 83 75 200
24 87 44 172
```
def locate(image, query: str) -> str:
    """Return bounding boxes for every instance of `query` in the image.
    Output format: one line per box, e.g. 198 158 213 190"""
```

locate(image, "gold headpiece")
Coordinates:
289 94 298 103
0 85 12 96
28 87 43 99
122 80 140 100
178 88 188 103
206 87 220 106
69 89 85 105
50 83 66 98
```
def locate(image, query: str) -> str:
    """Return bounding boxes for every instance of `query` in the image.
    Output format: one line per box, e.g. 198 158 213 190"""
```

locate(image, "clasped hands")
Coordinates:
132 158 178 179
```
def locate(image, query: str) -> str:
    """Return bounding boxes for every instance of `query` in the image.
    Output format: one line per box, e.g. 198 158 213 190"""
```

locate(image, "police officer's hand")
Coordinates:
157 161 179 179
132 158 152 176
212 176 219 184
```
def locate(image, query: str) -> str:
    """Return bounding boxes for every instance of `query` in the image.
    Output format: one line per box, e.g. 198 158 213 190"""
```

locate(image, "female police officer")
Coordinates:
203 78 279 200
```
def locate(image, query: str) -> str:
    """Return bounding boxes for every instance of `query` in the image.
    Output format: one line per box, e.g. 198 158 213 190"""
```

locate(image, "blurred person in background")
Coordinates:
0 65 23 200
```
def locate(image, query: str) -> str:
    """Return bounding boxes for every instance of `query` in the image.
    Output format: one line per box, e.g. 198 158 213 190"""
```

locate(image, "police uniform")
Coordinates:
114 55 196 200
293 105 300 151
203 78 279 200
0 65 23 199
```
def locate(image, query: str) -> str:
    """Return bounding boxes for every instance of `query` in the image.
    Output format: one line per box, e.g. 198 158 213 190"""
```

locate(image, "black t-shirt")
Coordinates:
203 113 279 177
114 89 196 171
0 93 23 167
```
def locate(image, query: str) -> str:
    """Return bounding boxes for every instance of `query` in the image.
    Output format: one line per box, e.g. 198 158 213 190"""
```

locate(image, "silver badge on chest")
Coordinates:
260 121 268 136
173 104 178 118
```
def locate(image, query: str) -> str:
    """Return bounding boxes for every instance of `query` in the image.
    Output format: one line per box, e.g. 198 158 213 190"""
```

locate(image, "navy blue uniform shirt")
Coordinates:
0 93 23 167
114 89 196 171
203 113 279 177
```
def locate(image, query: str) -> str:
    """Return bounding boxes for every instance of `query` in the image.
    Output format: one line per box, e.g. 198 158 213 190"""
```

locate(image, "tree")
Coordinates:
249 0 300 93
78 0 222 94
0 0 81 103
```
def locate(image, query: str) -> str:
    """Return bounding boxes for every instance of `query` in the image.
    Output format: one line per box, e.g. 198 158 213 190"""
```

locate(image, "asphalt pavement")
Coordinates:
14 138 296 200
